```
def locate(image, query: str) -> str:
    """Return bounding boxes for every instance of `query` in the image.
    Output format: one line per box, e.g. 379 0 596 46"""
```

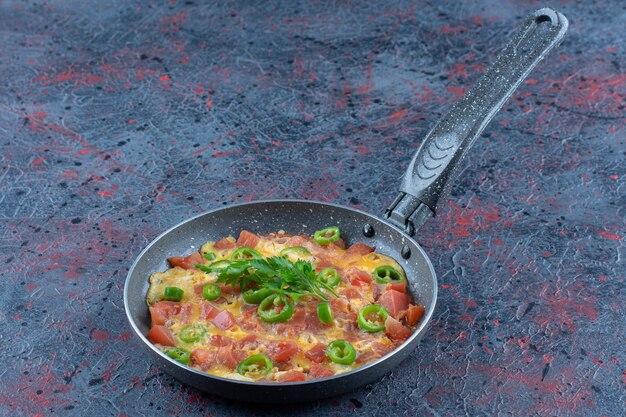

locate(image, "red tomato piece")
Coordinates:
345 242 374 255
147 325 175 347
214 238 235 249
378 289 411 318
405 304 425 326
386 282 407 293
342 287 363 300
212 310 236 330
191 348 216 370
216 346 241 369
309 362 334 379
149 301 181 326
269 340 300 363
236 334 262 350
305 343 327 363
179 303 192 324
237 230 260 248
346 267 373 285
168 252 204 270
286 235 308 246
200 301 219 321
276 370 307 382
210 335 233 347
384 316 413 341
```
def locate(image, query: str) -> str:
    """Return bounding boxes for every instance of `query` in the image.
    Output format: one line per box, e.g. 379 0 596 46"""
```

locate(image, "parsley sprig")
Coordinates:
196 256 338 303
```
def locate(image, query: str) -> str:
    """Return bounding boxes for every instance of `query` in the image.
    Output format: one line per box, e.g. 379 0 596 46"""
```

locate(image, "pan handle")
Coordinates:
384 8 568 236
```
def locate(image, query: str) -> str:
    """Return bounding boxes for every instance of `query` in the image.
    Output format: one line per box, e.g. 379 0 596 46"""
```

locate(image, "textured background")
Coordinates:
1 0 624 416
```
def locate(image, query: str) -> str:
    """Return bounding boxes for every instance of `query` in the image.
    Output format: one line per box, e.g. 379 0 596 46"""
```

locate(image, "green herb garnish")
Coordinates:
201 256 338 304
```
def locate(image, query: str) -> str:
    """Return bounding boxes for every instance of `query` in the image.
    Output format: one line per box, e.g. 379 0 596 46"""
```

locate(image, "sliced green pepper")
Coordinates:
313 226 341 245
373 265 406 284
242 287 274 304
317 302 333 324
279 246 311 257
327 340 356 365
179 324 206 343
202 283 221 301
317 268 341 287
230 246 263 261
237 354 273 377
164 347 190 365
257 293 294 323
357 304 389 332
163 286 184 301
203 252 216 261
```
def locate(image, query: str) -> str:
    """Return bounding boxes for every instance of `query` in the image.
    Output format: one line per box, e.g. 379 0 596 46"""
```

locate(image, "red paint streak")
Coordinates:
77 149 90 156
542 354 553 364
440 24 467 34
447 85 466 98
205 98 213 110
355 145 371 156
35 71 104 86
26 283 37 291
390 108 408 119
159 75 170 82
598 230 622 241
91 329 111 342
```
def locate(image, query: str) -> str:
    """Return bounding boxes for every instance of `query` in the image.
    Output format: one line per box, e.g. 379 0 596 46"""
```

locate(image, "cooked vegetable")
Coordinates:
279 246 311 257
258 293 294 323
203 252 216 261
237 354 273 377
242 287 274 304
230 246 263 261
327 340 356 365
163 286 184 301
317 302 333 324
179 324 206 343
373 265 406 284
357 304 389 332
317 268 340 287
202 283 221 301
164 347 190 365
313 226 340 245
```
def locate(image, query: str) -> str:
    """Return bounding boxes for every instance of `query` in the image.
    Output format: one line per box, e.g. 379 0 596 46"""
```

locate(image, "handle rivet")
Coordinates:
362 223 375 237
401 245 411 259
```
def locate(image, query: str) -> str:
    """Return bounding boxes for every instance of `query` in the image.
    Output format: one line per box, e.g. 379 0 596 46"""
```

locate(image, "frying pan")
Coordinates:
124 8 568 403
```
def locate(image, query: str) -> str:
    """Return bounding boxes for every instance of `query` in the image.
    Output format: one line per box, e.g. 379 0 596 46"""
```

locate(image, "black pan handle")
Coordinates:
385 8 568 236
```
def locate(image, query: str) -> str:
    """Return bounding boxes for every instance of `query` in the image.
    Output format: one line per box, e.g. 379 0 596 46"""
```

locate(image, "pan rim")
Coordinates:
123 198 438 387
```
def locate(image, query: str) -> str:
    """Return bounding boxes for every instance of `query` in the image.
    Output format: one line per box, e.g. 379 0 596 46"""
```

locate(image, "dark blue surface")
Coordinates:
1 0 624 416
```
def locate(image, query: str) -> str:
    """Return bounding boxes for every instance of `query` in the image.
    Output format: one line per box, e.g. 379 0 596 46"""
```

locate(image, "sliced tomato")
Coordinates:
384 316 413 341
216 346 241 369
210 334 233 347
346 267 373 285
345 242 374 255
212 310 236 330
147 325 175 347
269 340 300 363
378 289 410 318
341 287 363 300
286 235 308 246
149 301 181 326
200 301 219 321
305 343 327 363
214 237 235 249
237 308 263 331
309 362 334 379
236 230 260 248
386 282 407 293
276 370 307 382
191 348 216 370
315 258 337 272
179 303 192 324
404 304 425 326
168 252 204 270
236 334 263 351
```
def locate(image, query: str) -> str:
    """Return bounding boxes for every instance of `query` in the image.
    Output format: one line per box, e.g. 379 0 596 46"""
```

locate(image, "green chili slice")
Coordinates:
230 246 263 261
357 304 389 332
242 287 274 304
195 259 232 273
327 340 356 365
373 265 406 284
313 226 341 245
163 286 184 301
317 268 341 287
164 347 190 365
317 302 333 324
202 283 221 301
257 293 294 323
237 354 273 377
203 252 216 261
179 324 206 343
279 246 311 257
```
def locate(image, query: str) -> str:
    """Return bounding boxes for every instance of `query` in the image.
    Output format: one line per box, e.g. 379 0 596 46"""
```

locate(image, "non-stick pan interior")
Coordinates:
125 200 437 401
